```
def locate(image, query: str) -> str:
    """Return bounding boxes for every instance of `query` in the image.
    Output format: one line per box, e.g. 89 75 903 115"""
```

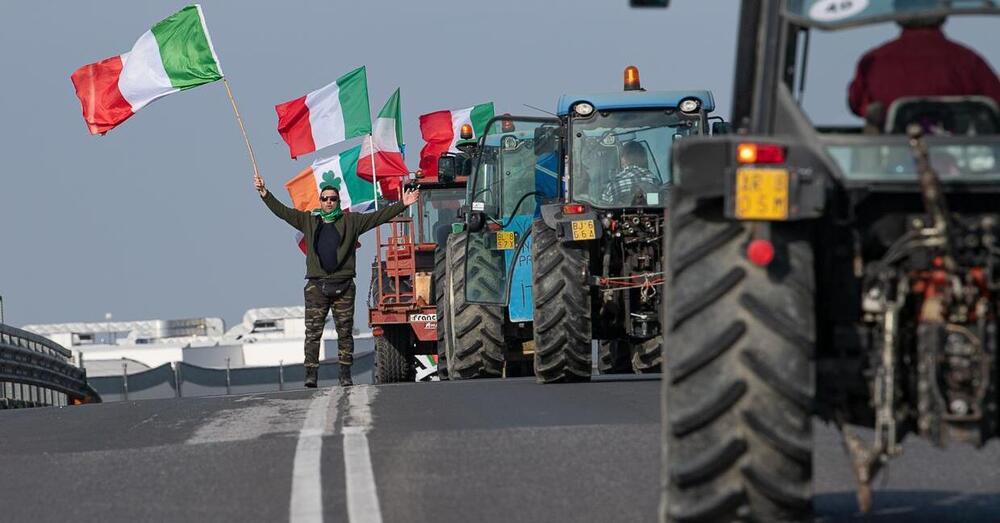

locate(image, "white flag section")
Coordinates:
311 145 375 212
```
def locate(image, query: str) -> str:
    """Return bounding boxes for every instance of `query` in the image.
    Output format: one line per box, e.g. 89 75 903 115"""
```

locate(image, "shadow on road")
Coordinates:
815 490 1000 522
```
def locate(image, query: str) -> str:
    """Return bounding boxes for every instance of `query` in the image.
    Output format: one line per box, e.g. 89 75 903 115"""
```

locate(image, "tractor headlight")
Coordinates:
574 102 595 116
679 98 701 114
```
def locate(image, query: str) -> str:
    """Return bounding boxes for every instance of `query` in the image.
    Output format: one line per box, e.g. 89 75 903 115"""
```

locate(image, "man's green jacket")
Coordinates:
262 191 406 280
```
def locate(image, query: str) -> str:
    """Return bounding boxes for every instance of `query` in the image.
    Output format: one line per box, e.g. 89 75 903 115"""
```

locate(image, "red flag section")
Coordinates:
418 110 455 179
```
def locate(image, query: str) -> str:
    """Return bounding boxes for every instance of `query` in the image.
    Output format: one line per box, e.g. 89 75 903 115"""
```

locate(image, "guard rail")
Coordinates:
0 323 100 408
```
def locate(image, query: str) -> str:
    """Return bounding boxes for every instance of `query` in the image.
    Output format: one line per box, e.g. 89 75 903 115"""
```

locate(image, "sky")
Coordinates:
0 1 997 330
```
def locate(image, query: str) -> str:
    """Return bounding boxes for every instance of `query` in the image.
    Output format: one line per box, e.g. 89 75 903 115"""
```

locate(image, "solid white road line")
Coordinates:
290 387 339 523
344 385 383 523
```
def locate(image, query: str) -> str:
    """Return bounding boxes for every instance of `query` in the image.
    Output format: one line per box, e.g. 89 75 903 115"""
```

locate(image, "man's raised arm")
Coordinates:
255 173 308 231
356 187 421 233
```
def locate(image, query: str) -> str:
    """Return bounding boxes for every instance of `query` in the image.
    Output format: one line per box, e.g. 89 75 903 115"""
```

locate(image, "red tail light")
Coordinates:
563 204 586 215
746 239 775 267
737 143 785 164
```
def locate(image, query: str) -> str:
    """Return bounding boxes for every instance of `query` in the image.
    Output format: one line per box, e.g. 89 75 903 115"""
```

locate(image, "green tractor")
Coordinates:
649 1 1000 521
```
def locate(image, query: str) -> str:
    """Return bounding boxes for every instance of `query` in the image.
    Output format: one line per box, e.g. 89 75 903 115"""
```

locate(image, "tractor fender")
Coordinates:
539 203 604 241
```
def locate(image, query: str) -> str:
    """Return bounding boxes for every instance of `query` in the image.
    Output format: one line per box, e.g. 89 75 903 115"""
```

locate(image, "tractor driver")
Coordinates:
848 1 1000 123
601 140 661 206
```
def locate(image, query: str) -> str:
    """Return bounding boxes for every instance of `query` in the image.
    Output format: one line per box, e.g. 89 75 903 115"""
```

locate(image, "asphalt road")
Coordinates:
1 376 998 523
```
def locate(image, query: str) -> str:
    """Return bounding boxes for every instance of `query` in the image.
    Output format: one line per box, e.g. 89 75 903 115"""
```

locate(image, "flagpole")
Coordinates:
221 78 260 179
369 133 379 211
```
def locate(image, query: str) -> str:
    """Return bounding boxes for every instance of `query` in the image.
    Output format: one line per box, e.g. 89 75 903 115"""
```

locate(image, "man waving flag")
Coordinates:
70 5 223 135
358 88 409 200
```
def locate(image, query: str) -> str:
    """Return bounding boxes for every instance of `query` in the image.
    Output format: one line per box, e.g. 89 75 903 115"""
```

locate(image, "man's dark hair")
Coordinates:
319 184 340 195
894 0 946 28
620 141 649 169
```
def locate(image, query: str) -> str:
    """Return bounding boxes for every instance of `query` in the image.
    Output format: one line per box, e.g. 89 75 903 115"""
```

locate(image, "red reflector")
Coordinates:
747 239 775 267
737 143 785 164
372 327 384 337
563 204 586 214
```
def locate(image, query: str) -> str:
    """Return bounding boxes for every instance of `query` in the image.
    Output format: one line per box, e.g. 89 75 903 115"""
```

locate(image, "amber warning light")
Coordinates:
624 65 641 91
460 123 474 140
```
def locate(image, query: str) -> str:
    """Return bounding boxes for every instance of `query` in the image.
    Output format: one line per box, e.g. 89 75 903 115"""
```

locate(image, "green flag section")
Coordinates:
285 145 375 213
358 88 409 199
275 66 373 158
70 4 223 135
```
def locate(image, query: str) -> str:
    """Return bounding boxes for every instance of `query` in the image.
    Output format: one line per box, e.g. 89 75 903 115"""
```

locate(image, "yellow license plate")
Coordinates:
735 168 789 220
496 231 516 250
571 220 596 240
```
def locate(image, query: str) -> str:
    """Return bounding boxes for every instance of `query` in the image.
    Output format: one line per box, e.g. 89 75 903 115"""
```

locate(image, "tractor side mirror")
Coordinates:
467 210 486 233
438 154 458 182
711 121 733 135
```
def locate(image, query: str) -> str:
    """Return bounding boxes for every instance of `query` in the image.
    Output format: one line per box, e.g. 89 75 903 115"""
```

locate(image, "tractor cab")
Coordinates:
560 74 715 210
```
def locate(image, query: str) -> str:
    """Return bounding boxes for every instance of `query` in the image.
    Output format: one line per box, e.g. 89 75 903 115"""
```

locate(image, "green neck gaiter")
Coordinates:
318 207 343 223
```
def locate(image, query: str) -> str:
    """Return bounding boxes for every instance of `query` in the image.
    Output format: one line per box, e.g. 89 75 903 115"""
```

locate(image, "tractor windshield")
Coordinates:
570 109 699 209
418 187 465 246
464 116 561 307
469 118 562 224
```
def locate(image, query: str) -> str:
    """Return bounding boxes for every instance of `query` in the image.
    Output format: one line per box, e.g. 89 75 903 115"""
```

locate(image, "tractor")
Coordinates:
368 159 467 383
462 71 721 383
647 1 1000 521
436 119 549 379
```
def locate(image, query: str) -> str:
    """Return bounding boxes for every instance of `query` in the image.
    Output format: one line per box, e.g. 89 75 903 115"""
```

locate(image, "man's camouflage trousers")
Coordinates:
303 278 356 368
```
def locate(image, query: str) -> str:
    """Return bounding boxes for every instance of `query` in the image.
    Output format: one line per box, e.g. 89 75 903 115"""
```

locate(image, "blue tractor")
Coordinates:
436 117 560 378
463 68 723 382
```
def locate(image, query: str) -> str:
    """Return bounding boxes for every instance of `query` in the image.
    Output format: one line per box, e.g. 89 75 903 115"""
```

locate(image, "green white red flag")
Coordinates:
275 67 372 159
284 145 375 213
358 88 409 200
418 102 494 177
70 5 223 135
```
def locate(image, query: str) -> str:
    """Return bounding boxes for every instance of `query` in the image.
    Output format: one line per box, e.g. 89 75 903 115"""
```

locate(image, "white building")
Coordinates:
22 307 374 377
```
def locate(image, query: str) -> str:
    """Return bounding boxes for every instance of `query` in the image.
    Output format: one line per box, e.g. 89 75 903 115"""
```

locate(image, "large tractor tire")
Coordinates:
660 196 815 522
632 336 662 374
374 325 415 384
444 232 505 379
433 245 449 380
532 219 592 383
598 340 631 375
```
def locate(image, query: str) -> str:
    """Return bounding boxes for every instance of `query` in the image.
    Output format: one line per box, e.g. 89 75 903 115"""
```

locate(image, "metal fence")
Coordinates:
0 323 100 408
89 351 376 402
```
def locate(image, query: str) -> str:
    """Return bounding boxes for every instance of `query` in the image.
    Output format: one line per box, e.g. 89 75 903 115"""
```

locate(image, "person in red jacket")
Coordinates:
848 14 1000 121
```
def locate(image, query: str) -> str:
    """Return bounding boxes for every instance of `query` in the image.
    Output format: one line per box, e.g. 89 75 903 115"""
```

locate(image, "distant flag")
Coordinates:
419 103 494 179
70 5 223 135
284 145 376 213
358 88 409 200
275 67 372 159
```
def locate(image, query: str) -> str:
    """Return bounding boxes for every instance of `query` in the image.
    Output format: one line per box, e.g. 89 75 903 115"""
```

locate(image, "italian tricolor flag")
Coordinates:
284 145 376 213
70 5 223 135
275 67 372 159
358 88 409 200
418 103 494 177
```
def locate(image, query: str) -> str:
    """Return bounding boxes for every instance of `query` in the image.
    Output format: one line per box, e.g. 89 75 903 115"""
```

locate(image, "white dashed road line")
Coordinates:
290 387 340 523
